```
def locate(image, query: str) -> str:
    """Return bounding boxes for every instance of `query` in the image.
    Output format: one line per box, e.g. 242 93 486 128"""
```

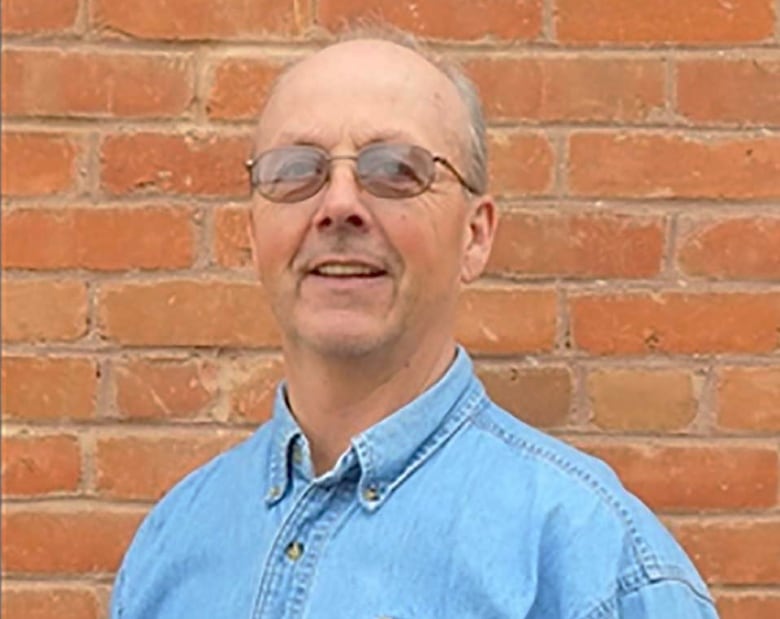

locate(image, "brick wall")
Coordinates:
2 1 779 617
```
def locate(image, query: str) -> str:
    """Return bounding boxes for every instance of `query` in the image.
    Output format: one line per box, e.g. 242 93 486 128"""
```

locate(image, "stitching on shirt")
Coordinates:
470 413 654 562
468 411 714 615
577 577 717 619
385 381 486 499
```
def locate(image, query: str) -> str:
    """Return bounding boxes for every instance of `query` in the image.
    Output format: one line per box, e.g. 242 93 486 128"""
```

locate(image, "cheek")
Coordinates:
384 208 466 281
250 211 303 277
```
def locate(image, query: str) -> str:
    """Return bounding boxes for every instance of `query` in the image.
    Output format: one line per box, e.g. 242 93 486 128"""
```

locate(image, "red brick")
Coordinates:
476 364 571 428
570 292 780 355
582 444 778 510
207 57 288 120
2 50 194 118
717 367 780 432
1 586 100 619
587 369 697 431
456 288 557 354
95 434 246 500
1 132 79 197
1 435 81 496
1 357 97 420
678 58 780 125
2 207 195 271
214 206 252 268
489 131 554 197
717 593 780 619
100 132 251 198
555 0 774 44
228 357 285 423
317 0 542 41
1 509 145 573
467 57 665 123
92 0 309 40
568 133 780 199
115 358 218 420
678 216 780 280
487 211 664 279
98 280 280 347
1 0 78 35
672 520 780 584
2 280 88 343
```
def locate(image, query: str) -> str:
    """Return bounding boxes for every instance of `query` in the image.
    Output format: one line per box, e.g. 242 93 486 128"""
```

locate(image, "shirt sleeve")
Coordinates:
615 579 720 619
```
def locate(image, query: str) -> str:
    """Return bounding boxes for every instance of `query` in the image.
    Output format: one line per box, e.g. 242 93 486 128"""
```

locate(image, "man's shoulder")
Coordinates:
451 398 713 606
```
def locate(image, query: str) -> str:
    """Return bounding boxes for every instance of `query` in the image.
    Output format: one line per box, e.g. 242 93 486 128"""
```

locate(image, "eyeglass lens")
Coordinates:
249 144 437 202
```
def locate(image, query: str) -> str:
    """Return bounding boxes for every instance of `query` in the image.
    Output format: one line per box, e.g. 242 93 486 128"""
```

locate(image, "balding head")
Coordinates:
255 36 486 194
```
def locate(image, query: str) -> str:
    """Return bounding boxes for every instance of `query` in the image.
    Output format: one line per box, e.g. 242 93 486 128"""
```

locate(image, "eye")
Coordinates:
359 147 426 187
273 156 322 182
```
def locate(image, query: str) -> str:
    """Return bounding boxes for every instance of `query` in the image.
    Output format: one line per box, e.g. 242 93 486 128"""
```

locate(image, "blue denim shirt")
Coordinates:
111 348 718 618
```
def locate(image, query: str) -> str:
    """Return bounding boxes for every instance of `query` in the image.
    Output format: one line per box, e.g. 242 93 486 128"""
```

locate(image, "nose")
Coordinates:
312 160 370 232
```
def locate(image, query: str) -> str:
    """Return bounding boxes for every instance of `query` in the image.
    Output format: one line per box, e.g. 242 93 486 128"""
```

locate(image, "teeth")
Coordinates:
315 264 380 277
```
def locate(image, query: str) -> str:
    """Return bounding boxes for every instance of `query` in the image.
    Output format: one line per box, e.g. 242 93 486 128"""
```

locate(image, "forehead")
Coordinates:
257 40 467 153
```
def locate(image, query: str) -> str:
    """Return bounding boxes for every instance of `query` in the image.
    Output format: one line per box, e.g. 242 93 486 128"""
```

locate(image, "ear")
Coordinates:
461 195 498 284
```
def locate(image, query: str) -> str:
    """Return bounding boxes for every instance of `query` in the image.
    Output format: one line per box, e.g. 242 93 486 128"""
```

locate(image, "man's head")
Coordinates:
248 32 497 360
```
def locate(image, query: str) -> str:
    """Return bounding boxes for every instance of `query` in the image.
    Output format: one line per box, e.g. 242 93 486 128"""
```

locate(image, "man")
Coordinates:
111 29 719 618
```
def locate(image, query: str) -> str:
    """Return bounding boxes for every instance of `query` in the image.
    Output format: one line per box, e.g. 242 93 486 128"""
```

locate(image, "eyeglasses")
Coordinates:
245 143 477 203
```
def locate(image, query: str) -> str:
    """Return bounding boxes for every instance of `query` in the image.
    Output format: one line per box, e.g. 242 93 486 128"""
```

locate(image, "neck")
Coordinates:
283 336 457 476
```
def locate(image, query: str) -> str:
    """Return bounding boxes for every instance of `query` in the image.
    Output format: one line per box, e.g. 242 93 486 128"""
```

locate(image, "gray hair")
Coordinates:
263 23 489 194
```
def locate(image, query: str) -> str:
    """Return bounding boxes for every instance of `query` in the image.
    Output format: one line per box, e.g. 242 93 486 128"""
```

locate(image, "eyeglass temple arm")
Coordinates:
433 156 479 195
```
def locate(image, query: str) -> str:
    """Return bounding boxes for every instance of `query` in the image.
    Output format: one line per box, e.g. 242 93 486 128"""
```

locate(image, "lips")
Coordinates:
308 259 387 278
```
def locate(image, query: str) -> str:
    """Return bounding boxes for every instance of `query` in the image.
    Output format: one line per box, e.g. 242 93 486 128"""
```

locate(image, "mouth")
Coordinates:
308 261 388 279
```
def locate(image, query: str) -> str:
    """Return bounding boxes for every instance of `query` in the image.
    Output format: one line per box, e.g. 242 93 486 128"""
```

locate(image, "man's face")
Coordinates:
248 40 495 358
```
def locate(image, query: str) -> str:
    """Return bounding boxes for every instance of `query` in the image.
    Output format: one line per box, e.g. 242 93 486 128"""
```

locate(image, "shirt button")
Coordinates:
285 541 304 561
267 485 281 499
362 485 380 502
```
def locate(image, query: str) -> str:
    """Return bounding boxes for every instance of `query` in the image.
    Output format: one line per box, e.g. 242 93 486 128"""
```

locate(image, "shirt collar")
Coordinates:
265 346 484 511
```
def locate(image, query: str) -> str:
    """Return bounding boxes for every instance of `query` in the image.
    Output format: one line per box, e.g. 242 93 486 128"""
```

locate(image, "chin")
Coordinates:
292 316 400 359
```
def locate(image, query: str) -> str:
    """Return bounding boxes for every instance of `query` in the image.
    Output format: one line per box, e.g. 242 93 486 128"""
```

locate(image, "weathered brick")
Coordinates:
489 131 554 197
717 593 780 619
673 520 780 584
1 357 97 420
1 434 81 496
1 0 78 35
476 364 571 428
207 57 288 120
582 444 778 510
570 292 780 355
587 369 697 431
317 0 542 41
456 288 557 354
98 280 280 347
92 0 310 40
1 509 145 573
214 206 252 268
2 207 195 271
100 132 251 198
717 367 780 432
487 211 664 279
678 216 780 280
2 49 194 118
466 57 665 123
95 434 246 500
228 357 285 423
1 586 100 619
678 58 780 125
1 132 79 197
2 280 88 343
555 0 774 44
114 358 218 420
568 133 780 199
